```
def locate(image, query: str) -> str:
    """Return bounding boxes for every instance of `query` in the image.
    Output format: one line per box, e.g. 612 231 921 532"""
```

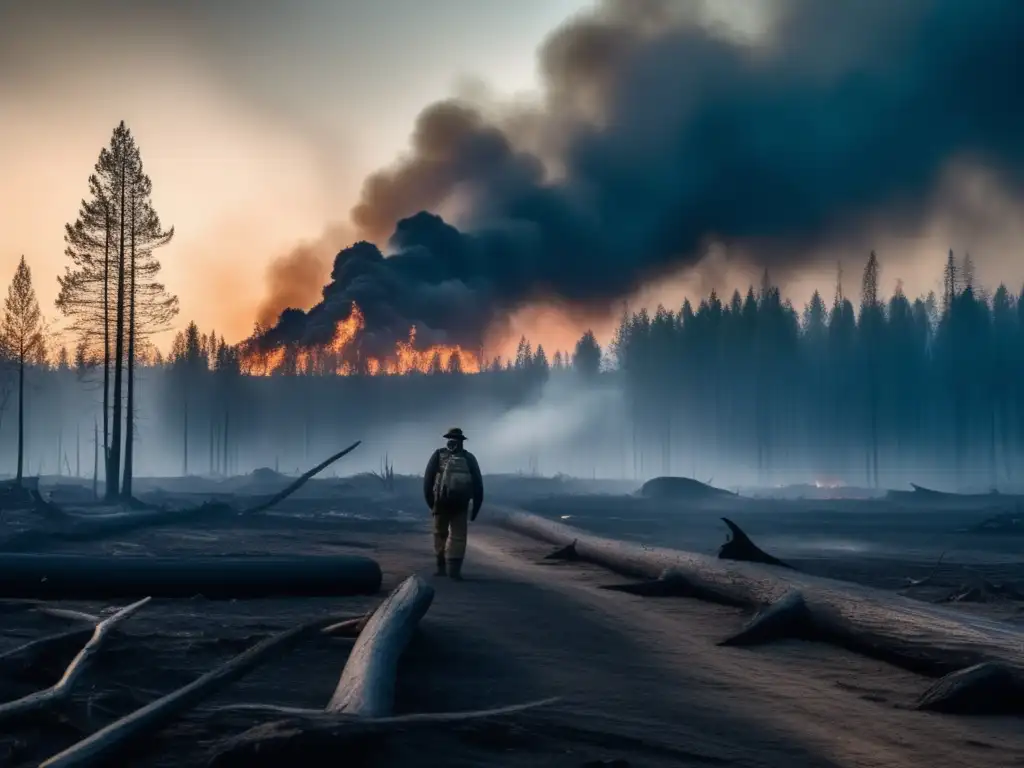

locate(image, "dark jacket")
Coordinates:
423 447 484 518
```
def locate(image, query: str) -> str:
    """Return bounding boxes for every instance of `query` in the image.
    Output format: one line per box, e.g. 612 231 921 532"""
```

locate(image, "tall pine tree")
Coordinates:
2 257 44 485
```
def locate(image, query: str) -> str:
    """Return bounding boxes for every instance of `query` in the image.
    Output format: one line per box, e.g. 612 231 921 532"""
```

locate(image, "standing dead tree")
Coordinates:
1 256 45 486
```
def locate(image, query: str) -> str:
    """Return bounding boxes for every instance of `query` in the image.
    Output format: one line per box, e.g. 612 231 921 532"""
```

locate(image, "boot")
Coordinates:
447 558 463 581
434 554 447 577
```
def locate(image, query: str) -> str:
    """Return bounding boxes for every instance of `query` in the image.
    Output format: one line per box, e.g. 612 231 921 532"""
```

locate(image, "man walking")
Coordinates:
423 427 484 580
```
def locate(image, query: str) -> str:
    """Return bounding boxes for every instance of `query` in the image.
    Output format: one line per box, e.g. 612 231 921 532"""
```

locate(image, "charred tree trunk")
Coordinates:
102 204 111 498
106 151 127 501
989 402 998 490
490 508 1024 681
223 409 229 477
182 396 189 476
92 418 99 500
15 353 24 485
121 191 137 499
0 552 382 599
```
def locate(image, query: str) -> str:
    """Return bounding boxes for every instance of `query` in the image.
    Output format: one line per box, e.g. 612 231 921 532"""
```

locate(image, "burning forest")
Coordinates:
239 301 483 378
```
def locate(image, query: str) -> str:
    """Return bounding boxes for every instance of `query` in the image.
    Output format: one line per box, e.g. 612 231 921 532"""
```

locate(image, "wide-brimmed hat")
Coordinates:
443 427 467 441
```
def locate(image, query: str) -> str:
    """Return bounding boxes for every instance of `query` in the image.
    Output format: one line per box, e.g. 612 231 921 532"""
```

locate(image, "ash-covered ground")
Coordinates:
1 471 1023 767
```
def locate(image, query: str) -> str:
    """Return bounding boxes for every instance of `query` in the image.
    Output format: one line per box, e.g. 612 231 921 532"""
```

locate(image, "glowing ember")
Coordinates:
240 302 482 377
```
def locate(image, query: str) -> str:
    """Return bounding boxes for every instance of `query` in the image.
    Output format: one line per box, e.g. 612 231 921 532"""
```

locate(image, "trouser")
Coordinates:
432 504 469 560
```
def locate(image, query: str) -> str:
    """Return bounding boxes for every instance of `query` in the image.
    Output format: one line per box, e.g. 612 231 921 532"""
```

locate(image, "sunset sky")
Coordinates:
3 0 1024 358
1 0 594 350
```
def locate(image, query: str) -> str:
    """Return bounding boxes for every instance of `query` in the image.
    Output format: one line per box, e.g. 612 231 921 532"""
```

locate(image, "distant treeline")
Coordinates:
2 244 1022 490
612 252 1022 489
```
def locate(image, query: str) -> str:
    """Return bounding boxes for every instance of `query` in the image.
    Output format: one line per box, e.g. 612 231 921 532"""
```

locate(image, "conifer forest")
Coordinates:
1 123 1023 492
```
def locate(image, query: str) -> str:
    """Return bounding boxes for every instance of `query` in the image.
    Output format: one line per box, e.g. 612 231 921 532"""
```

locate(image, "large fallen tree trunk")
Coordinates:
0 551 382 599
488 507 1024 713
328 571 434 716
206 574 556 765
0 442 362 552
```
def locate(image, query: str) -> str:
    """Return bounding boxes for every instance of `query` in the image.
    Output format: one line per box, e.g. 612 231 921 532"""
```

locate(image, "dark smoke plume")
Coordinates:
261 0 1024 352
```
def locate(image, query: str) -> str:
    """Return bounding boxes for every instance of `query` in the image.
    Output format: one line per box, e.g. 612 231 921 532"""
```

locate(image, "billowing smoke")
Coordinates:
255 225 350 330
260 0 1024 352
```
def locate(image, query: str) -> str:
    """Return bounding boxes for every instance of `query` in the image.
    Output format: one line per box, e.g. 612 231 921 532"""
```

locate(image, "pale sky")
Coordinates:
0 0 594 349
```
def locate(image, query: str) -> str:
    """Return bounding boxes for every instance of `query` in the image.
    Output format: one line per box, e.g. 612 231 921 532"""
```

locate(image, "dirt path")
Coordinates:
381 523 1024 768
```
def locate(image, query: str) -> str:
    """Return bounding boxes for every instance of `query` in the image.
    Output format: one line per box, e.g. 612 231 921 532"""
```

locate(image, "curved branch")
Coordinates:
38 611 358 768
0 597 150 724
207 697 561 765
241 441 362 515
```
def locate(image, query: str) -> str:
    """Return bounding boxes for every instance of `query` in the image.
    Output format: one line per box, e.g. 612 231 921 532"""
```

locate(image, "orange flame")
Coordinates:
240 302 482 377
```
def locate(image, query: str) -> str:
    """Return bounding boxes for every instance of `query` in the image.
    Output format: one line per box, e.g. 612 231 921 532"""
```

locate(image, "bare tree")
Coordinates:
2 256 45 485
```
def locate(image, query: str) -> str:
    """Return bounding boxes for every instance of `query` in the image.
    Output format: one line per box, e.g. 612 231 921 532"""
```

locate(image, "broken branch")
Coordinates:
38 611 357 768
0 597 150 724
207 697 561 765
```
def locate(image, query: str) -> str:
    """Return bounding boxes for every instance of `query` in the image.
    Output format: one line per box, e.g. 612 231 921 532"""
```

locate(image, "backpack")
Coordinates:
434 449 474 506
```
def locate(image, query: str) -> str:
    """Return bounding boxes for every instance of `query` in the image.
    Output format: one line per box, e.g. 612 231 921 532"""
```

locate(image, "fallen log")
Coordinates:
488 507 1024 712
205 575 558 765
0 442 362 552
38 610 361 768
0 597 150 724
0 552 382 599
328 573 433 716
215 574 435 722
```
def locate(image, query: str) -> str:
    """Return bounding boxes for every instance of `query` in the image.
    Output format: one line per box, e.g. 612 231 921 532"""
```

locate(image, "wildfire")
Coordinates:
240 302 482 377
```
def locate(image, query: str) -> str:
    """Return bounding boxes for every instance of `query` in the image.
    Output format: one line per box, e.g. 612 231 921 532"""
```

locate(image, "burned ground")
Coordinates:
1 476 1023 767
